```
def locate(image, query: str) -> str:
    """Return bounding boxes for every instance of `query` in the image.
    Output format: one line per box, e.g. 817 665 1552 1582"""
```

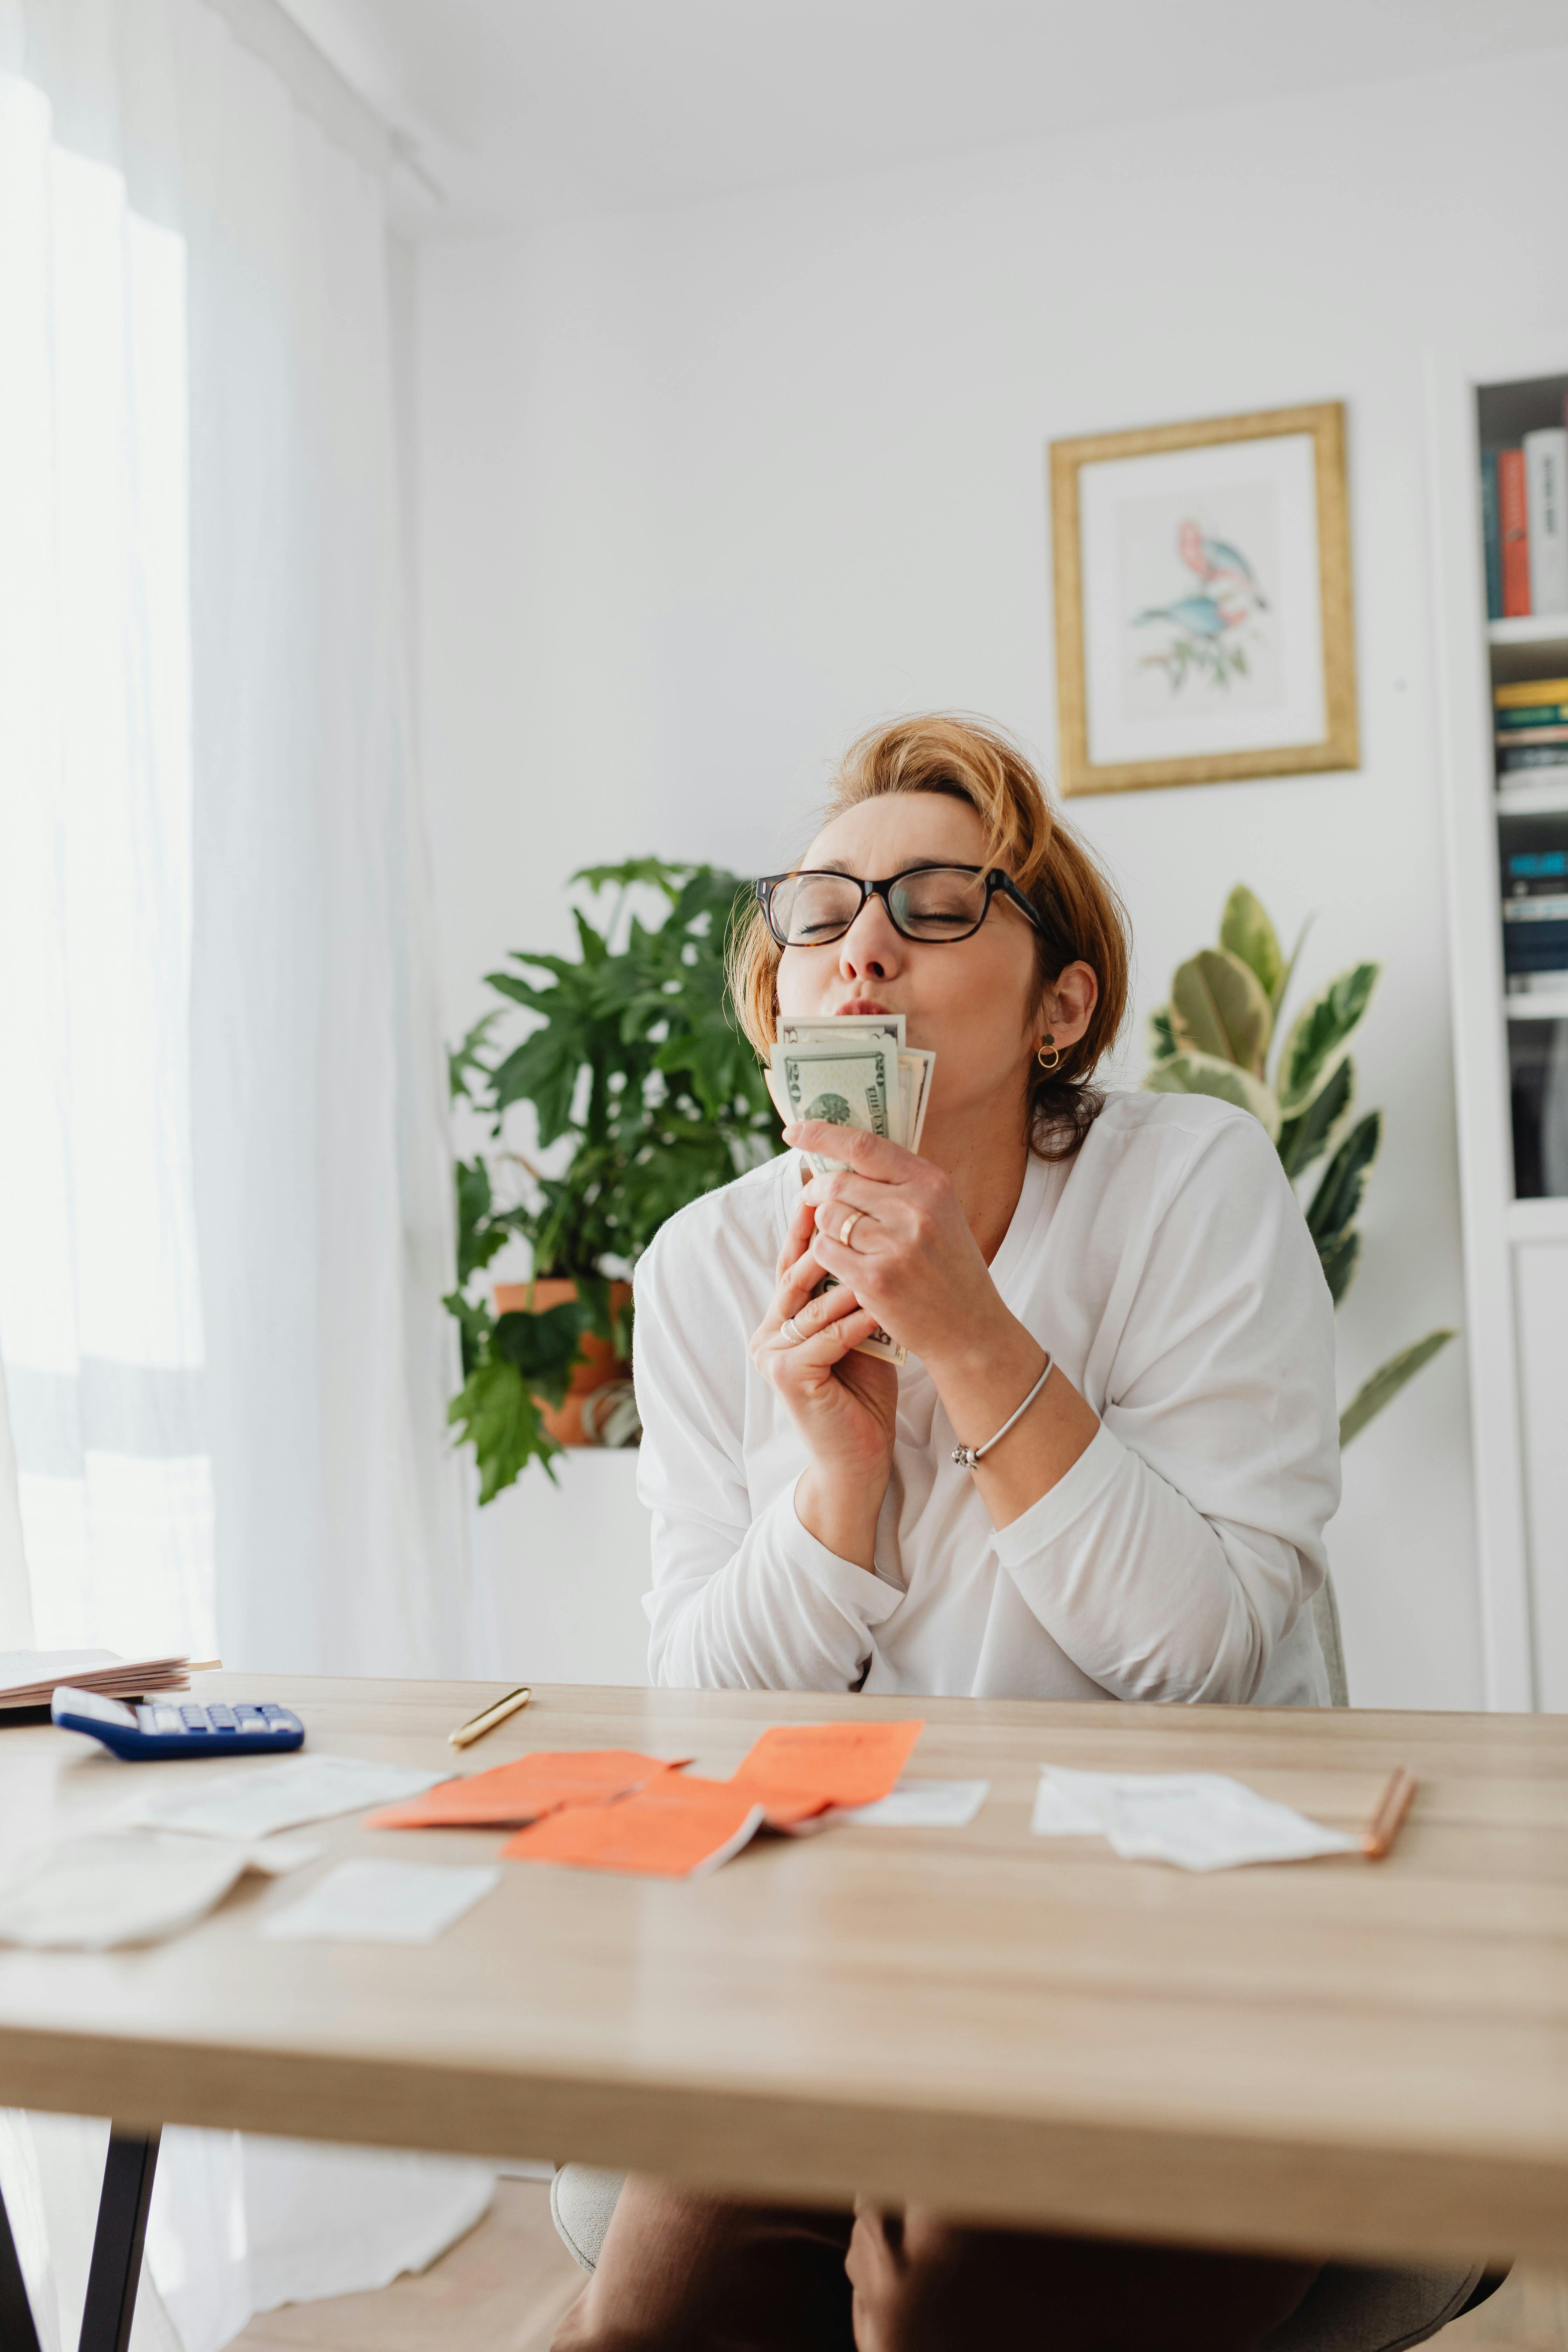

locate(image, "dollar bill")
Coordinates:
767 1023 938 1369
777 1012 905 1052
769 1040 910 1365
770 1044 895 1172
897 1046 935 1155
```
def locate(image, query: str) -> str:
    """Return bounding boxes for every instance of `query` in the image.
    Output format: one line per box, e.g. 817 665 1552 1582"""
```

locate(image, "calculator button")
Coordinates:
152 1706 184 1733
235 1706 267 1728
207 1704 237 1730
264 1708 302 1733
135 1705 158 1732
180 1705 209 1730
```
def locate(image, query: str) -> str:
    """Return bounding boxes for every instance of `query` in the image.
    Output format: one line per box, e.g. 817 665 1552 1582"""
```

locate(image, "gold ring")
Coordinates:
839 1210 863 1248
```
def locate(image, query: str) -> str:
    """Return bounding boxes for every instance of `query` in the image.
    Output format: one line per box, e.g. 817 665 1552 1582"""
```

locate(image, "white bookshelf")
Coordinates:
1428 340 1568 1711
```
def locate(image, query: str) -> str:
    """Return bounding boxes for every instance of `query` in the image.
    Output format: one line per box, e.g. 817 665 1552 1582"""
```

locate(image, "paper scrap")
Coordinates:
0 1830 316 1949
503 1774 764 1878
368 1749 692 1831
1030 1767 1114 1837
730 1720 925 1828
123 1754 447 1842
263 1859 499 1942
1032 1766 1358 1872
834 1778 989 1829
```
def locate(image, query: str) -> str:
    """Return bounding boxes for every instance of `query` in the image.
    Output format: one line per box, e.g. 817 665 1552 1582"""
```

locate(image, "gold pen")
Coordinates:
449 1686 532 1750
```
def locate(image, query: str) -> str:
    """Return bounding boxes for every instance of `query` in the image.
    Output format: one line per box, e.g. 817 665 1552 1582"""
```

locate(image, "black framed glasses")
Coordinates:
755 864 1048 950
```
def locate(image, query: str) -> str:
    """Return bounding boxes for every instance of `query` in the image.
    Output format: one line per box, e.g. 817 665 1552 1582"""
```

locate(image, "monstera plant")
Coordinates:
444 860 782 1501
1144 886 1455 1447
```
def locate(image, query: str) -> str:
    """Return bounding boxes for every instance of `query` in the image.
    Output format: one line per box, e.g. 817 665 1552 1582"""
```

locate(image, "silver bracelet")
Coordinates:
951 1355 1054 1470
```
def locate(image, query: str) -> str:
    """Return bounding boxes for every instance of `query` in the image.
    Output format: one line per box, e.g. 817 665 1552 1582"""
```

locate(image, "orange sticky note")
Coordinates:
366 1749 691 1830
730 1720 925 1828
501 1773 765 1878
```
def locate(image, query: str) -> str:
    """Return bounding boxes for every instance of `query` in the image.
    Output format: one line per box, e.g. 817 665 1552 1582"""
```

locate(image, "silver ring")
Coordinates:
779 1315 805 1344
839 1210 863 1248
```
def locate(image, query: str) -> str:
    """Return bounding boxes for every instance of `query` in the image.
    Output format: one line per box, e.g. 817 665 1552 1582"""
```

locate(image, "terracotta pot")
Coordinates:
492 1277 634 1447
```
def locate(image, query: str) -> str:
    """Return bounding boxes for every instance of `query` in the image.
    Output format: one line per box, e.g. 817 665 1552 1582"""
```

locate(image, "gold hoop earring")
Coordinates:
1036 1037 1061 1072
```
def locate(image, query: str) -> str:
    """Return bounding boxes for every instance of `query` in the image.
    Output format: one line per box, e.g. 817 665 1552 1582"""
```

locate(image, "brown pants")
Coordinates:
552 2177 1321 2352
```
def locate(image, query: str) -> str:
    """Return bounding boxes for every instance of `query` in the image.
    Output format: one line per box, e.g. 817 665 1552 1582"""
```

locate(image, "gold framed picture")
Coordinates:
1050 401 1359 797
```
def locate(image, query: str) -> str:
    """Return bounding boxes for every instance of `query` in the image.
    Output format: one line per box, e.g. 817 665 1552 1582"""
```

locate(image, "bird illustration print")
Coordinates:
1135 517 1269 692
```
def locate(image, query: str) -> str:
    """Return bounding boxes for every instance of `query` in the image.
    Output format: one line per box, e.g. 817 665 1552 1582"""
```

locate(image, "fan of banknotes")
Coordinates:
765 1014 935 1365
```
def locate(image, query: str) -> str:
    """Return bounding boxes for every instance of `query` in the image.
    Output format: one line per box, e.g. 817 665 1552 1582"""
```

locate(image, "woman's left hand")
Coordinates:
786 1119 1012 1374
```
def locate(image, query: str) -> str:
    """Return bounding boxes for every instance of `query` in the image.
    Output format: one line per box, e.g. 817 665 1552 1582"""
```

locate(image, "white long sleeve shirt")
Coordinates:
635 1090 1337 1708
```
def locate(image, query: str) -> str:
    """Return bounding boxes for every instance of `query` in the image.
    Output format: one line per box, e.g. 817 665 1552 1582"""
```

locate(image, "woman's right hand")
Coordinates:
750 1191 898 1567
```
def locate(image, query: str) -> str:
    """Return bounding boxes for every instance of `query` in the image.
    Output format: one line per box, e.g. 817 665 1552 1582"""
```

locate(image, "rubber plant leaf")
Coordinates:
1339 1330 1457 1448
1147 1006 1179 1064
1218 885 1284 1008
1142 1049 1281 1141
1306 1110 1381 1253
1169 946 1273 1076
1317 1228 1360 1307
1276 1057 1354 1182
1278 964 1379 1114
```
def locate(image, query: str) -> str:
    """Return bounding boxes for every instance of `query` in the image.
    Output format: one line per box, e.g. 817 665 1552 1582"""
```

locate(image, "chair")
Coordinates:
552 1575 1511 2345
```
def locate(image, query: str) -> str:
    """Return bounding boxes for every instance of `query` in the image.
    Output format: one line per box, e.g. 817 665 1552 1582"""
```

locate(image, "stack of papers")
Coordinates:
729 1720 925 1829
503 1774 766 1878
0 1648 192 1709
367 1724 929 1879
1031 1766 1359 1872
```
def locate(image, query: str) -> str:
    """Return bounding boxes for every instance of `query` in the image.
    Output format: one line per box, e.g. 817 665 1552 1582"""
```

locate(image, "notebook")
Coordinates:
0 1649 192 1711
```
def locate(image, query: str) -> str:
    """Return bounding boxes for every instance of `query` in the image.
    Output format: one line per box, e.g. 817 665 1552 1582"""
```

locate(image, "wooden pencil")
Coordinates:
1362 1767 1418 1860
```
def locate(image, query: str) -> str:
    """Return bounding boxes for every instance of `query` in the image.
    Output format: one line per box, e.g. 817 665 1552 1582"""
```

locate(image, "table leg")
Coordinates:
78 2127 160 2352
0 2164 44 2352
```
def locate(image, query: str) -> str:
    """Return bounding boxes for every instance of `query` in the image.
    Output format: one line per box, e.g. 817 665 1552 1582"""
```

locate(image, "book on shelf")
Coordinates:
1480 407 1568 620
1525 428 1568 616
1501 834 1568 984
1502 895 1568 978
1482 451 1503 621
1494 679 1568 776
1499 446 1531 616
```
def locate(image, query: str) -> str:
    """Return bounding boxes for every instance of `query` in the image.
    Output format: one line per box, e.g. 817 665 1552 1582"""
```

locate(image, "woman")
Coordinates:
556 715 1335 2352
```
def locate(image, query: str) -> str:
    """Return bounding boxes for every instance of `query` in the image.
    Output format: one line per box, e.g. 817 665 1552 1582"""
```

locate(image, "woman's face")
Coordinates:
774 794 1097 1138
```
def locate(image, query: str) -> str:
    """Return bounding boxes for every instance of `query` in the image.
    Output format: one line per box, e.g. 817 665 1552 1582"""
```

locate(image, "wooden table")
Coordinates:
1 1677 1566 2346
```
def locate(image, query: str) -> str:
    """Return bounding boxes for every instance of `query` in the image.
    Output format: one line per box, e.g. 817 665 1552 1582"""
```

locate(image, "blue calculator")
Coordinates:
51 1685 305 1760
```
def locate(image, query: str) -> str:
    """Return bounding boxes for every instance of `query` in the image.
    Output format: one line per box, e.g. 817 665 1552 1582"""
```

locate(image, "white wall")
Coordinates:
413 49 1568 1709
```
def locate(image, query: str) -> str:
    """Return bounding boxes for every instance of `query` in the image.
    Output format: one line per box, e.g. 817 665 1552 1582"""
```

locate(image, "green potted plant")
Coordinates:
445 860 782 1501
1143 884 1456 1445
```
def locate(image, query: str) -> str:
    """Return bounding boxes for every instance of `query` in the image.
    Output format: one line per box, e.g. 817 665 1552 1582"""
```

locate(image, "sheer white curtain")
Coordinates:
0 1 488 2343
0 0 468 1673
0 64 214 1656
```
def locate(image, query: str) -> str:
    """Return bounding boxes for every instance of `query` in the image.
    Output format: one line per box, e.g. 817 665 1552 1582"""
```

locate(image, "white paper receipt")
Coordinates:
262 1859 499 1944
123 1755 447 1842
836 1780 990 1829
1032 1766 1358 1872
0 1830 316 1949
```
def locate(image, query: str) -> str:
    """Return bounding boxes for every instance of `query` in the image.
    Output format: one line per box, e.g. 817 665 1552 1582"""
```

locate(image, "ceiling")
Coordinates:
279 0 1568 232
